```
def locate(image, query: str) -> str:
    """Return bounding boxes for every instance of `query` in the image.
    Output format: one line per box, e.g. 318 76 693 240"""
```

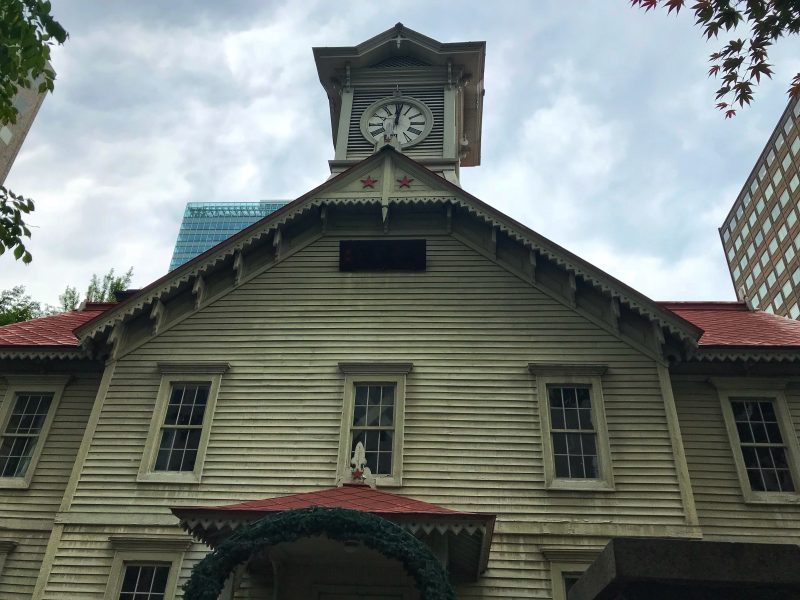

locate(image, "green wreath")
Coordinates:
183 506 457 600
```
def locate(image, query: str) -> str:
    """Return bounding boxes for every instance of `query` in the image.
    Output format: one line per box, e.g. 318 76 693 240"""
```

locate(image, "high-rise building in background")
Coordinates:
0 83 47 184
169 201 288 270
719 96 800 319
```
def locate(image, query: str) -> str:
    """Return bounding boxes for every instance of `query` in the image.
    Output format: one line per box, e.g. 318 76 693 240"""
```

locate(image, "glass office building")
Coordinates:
720 97 800 319
169 201 288 271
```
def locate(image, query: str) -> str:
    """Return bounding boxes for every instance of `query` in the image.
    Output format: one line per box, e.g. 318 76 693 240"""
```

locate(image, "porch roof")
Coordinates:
172 484 496 582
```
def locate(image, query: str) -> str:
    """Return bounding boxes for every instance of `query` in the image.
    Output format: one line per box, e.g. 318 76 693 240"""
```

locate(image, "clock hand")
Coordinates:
394 103 402 127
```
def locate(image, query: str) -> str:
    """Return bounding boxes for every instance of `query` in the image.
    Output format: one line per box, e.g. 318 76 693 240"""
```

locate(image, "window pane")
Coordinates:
554 453 570 478
366 405 381 426
564 408 579 430
367 386 381 406
0 436 34 477
354 386 367 406
352 405 367 427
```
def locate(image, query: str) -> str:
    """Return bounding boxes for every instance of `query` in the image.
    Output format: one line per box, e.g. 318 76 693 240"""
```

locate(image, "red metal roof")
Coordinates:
660 302 800 348
175 484 485 519
0 303 115 347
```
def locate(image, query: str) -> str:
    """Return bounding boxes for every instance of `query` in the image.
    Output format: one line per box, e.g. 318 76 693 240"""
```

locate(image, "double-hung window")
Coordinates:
337 362 411 486
548 385 599 479
0 378 66 489
154 383 209 473
530 364 614 491
138 362 228 483
716 381 800 503
351 383 397 476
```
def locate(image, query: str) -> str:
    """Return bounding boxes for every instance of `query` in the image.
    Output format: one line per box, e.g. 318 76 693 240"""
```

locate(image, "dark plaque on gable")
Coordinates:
339 239 426 272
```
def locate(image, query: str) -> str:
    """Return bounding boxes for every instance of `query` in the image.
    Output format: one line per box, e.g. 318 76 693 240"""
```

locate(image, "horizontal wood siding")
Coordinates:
42 525 604 600
0 530 49 599
673 376 800 541
71 235 684 526
42 525 205 600
51 234 691 598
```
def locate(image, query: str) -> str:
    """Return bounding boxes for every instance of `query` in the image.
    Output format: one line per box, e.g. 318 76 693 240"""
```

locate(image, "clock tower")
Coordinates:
313 23 485 185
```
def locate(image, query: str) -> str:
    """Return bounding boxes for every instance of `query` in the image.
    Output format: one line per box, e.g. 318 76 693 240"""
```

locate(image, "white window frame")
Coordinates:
542 546 600 600
337 362 412 487
104 534 190 600
0 376 68 489
713 378 800 504
137 362 228 484
530 363 614 491
550 562 590 600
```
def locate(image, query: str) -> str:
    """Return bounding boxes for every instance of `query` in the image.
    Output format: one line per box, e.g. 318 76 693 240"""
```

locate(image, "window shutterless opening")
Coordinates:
339 239 426 272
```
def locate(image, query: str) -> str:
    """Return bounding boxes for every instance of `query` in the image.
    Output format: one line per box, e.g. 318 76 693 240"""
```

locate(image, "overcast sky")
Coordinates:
2 1 800 307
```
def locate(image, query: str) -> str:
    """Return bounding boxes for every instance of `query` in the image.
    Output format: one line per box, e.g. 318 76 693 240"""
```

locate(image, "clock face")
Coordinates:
360 96 433 148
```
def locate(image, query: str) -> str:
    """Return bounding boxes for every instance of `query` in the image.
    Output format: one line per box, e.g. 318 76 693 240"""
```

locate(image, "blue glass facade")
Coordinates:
169 201 288 271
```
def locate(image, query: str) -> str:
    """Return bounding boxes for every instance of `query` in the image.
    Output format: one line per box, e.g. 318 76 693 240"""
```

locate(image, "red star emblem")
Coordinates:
361 175 378 189
397 175 414 188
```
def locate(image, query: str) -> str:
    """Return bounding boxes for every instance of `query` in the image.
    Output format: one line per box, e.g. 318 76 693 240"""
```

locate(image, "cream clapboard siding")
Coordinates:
49 234 688 598
39 525 600 600
0 370 99 597
42 525 209 599
672 375 800 541
0 530 49 599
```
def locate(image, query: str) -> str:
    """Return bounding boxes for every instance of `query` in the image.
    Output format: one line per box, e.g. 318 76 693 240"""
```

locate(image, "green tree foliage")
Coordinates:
0 0 67 262
632 0 800 117
85 267 134 303
0 284 41 325
57 284 79 312
58 267 134 311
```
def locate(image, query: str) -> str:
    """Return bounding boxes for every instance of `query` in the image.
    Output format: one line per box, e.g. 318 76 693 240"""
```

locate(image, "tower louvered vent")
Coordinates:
370 56 431 69
347 88 444 160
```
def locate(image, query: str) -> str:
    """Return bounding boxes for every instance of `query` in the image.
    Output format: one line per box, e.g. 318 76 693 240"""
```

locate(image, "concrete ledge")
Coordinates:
569 537 800 600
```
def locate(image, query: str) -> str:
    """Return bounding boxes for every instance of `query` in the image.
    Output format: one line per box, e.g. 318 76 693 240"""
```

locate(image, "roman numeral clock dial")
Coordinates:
360 96 434 149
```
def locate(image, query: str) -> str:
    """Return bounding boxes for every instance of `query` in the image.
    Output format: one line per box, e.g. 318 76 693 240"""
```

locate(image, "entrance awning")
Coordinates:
172 484 495 583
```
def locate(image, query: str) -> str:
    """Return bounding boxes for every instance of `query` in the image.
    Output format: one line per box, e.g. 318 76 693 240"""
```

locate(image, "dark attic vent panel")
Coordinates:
339 239 426 272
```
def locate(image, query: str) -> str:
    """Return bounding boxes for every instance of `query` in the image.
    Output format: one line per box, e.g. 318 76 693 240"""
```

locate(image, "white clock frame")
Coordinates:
359 95 434 149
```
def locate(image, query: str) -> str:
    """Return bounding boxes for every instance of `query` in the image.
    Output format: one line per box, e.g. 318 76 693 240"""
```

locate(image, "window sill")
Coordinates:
547 479 615 492
137 471 201 485
0 477 31 490
742 491 800 505
375 476 403 488
338 476 403 488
